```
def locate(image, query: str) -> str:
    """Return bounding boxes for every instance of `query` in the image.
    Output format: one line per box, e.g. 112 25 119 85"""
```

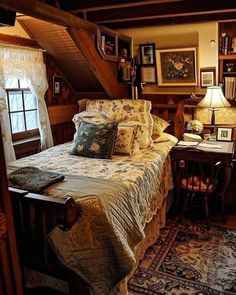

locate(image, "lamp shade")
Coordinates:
198 86 231 108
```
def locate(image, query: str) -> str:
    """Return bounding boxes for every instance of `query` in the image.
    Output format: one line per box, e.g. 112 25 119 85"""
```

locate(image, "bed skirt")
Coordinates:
24 196 167 295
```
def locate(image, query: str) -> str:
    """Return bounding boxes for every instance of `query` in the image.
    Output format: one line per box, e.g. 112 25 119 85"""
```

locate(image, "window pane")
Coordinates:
5 78 18 89
11 112 25 133
8 91 23 111
19 78 29 89
24 92 37 110
25 110 38 131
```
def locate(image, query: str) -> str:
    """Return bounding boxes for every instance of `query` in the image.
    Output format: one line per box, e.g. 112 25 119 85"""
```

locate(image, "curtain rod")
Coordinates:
0 42 46 52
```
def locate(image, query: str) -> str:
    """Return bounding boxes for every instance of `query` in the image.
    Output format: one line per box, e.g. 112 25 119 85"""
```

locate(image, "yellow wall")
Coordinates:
119 22 236 125
0 20 30 38
119 22 218 95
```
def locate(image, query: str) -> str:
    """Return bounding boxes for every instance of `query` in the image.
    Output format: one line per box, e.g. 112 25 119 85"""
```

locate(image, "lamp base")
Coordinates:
211 109 215 125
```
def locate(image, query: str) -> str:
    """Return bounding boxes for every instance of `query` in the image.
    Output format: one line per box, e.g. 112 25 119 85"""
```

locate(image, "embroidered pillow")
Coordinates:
114 122 142 156
151 114 169 141
71 121 118 159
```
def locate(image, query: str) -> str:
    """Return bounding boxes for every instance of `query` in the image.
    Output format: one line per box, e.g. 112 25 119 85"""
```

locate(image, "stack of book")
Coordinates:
224 77 236 100
219 33 236 55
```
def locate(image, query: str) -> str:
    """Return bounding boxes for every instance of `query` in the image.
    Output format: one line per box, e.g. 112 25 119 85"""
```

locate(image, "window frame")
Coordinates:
6 79 39 142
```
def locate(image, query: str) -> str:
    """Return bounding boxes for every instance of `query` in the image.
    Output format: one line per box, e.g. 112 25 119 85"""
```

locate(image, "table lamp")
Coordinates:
198 86 231 125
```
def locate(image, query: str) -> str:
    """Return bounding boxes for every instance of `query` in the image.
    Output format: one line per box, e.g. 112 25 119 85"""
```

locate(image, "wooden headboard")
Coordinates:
78 98 185 139
151 100 185 139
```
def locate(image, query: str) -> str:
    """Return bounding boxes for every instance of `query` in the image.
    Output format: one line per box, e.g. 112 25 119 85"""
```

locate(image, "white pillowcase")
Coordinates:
72 111 109 140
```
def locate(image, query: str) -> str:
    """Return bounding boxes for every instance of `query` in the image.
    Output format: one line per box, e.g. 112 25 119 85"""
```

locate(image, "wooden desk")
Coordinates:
170 141 235 221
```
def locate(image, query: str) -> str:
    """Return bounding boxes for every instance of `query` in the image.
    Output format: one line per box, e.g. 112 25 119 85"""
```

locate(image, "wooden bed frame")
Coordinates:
9 100 185 295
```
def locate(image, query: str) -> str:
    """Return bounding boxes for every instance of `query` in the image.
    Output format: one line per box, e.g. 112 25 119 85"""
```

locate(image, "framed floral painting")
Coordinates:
156 47 197 86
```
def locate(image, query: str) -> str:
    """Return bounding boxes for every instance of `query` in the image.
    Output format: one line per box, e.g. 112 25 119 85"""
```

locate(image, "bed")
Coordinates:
7 99 184 295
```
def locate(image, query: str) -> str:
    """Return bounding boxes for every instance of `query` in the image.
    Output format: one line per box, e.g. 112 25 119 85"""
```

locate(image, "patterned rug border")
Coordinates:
129 220 236 295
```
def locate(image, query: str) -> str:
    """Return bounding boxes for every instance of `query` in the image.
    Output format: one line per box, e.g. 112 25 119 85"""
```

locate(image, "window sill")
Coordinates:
13 136 40 146
13 136 41 159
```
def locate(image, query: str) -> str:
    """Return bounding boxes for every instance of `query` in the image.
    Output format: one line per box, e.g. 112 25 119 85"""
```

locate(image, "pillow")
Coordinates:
71 121 118 159
114 122 142 156
86 99 153 149
153 132 178 144
72 111 109 127
72 111 109 140
151 114 169 141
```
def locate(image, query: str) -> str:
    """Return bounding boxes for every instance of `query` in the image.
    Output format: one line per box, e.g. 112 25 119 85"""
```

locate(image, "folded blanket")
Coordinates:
8 166 65 193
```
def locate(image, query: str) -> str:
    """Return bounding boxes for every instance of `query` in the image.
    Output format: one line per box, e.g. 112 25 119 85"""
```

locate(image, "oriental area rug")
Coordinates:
128 221 236 295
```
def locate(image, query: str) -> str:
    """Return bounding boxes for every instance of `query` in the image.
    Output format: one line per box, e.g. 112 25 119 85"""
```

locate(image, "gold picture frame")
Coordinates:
156 47 197 86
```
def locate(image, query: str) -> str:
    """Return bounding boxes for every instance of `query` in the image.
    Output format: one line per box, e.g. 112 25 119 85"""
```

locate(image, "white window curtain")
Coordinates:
0 46 54 162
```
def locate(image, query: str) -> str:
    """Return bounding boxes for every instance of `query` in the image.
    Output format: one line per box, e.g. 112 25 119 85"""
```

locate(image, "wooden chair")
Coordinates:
172 149 222 229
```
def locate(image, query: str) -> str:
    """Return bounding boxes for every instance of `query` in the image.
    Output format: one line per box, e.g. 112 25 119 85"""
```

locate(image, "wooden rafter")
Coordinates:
0 0 98 34
67 27 129 98
0 33 41 49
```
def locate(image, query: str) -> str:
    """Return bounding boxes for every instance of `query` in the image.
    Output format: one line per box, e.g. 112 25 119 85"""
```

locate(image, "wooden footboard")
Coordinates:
9 188 79 282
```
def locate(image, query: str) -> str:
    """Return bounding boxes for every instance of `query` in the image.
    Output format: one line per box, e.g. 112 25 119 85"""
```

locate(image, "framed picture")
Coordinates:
216 127 232 141
139 43 155 65
156 47 197 86
141 66 156 83
53 76 62 96
97 27 118 62
200 67 216 87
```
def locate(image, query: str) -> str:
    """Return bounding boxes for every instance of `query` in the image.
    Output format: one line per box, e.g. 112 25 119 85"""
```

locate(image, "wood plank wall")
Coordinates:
45 54 79 146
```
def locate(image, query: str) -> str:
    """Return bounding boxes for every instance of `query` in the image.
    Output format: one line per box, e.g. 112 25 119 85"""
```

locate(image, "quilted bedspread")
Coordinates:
8 134 177 295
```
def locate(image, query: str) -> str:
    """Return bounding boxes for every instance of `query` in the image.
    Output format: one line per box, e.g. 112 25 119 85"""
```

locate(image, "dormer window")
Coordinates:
5 78 39 142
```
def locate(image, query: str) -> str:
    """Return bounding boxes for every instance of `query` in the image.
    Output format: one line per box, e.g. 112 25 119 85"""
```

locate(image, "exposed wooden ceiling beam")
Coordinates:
105 11 236 29
0 0 98 34
67 28 129 98
95 8 236 25
69 0 183 13
0 33 41 49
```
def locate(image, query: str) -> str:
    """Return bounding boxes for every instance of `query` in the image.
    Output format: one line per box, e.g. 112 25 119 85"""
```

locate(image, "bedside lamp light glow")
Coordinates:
198 86 231 125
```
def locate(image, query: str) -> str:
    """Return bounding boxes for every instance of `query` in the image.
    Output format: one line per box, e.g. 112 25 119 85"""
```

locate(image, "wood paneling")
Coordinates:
51 122 76 146
48 104 78 125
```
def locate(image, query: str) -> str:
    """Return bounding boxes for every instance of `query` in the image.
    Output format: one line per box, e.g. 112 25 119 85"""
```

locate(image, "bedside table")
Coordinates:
170 141 235 222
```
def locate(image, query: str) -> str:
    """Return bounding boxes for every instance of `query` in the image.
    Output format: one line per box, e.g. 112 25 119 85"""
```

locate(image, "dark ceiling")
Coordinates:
40 0 236 29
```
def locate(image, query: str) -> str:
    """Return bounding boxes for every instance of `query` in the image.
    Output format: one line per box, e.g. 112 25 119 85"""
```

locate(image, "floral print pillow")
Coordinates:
86 99 153 149
151 114 169 141
114 121 142 156
71 121 118 159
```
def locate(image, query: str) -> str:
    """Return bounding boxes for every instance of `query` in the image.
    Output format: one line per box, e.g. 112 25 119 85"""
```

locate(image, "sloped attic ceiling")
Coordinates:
18 16 104 92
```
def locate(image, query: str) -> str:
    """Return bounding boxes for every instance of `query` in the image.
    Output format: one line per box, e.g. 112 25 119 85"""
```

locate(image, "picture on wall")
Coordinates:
156 47 197 86
139 43 155 65
53 76 62 96
200 67 216 88
141 66 156 83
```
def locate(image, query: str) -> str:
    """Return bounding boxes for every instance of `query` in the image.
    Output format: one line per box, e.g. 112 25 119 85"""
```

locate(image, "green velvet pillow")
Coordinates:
71 121 118 159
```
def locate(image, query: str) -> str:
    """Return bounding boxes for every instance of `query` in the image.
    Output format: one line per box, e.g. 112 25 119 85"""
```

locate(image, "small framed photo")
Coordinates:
216 127 232 141
200 67 216 88
141 66 157 83
139 43 155 65
53 76 62 96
